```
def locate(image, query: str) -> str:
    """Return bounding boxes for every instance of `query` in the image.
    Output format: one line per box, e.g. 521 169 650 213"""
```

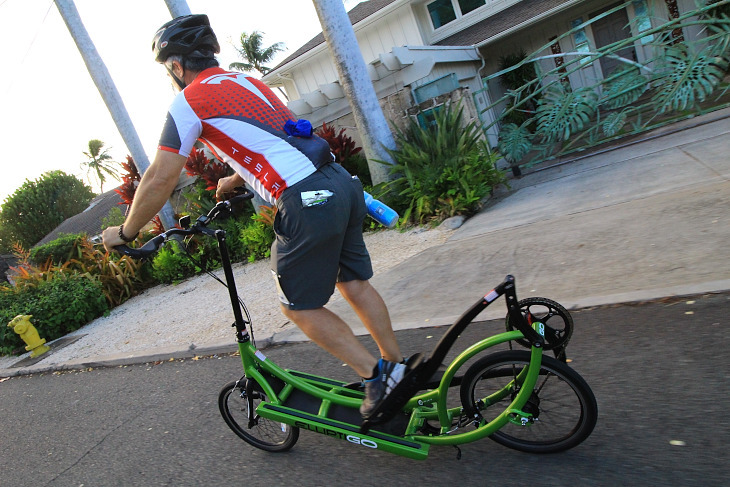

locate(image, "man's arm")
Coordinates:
102 150 187 251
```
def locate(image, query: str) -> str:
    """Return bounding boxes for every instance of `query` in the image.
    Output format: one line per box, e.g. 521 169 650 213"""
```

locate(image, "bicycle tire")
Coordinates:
460 351 597 453
505 297 574 350
219 379 299 452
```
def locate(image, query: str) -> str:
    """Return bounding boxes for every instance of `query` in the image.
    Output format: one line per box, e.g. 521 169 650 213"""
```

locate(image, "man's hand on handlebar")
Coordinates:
216 173 245 201
102 226 127 253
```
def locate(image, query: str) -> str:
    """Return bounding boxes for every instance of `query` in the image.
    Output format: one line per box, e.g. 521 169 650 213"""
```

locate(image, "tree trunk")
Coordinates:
53 0 178 229
311 0 396 185
164 0 191 17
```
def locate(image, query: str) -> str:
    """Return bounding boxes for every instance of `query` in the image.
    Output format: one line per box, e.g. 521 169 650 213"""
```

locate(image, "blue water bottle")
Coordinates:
363 191 399 228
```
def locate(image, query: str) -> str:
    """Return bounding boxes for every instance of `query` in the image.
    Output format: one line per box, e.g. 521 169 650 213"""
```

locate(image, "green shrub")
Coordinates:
29 233 86 266
0 170 94 249
240 207 276 262
217 215 250 263
0 274 108 355
101 206 126 229
151 242 200 284
384 102 507 225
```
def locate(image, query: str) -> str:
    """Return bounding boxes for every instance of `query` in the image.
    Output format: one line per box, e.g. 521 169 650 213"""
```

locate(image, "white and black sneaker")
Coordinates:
360 359 407 418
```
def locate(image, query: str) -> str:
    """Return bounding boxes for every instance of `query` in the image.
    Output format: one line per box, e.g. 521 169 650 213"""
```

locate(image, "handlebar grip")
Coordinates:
113 245 145 259
113 234 166 260
228 189 255 204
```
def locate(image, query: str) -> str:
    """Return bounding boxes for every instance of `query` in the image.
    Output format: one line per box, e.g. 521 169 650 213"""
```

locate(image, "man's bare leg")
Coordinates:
282 306 378 378
336 279 403 363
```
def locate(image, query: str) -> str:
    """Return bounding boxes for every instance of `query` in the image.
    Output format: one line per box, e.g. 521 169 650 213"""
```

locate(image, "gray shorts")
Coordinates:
271 163 373 310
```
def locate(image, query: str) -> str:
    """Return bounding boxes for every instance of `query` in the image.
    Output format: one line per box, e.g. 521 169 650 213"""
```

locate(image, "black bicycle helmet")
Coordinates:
152 14 220 63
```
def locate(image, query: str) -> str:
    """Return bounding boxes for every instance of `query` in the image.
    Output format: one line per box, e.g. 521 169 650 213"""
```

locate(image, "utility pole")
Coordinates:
311 0 396 185
54 0 178 230
163 0 191 17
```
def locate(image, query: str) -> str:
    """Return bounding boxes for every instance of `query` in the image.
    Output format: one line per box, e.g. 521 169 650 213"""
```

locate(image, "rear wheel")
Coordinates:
460 351 597 453
219 379 299 452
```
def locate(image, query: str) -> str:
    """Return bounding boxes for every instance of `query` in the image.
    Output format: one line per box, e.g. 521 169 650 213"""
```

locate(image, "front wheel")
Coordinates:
460 351 597 453
219 379 299 452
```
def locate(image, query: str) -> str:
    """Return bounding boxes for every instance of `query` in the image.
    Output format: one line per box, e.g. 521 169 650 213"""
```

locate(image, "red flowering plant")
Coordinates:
315 122 371 186
184 147 228 191
115 155 141 206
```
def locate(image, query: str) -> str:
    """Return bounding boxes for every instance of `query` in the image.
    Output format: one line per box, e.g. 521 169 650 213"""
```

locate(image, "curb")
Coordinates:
4 280 727 379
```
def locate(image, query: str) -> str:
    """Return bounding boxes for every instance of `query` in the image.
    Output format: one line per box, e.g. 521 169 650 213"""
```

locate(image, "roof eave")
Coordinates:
262 0 409 84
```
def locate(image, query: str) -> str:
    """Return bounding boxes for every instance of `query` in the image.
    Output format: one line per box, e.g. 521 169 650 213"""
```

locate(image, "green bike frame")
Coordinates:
221 225 546 460
117 195 550 461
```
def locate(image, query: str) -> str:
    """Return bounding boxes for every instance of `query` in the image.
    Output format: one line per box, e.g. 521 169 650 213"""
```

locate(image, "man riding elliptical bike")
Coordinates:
101 14 423 420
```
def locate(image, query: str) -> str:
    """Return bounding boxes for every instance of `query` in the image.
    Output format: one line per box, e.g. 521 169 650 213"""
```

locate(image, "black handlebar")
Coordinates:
114 188 255 260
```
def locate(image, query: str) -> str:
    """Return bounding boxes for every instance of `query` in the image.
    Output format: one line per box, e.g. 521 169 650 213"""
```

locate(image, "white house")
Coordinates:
261 0 714 147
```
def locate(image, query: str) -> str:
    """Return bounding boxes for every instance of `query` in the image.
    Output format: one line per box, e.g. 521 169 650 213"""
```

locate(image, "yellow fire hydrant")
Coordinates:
8 315 50 358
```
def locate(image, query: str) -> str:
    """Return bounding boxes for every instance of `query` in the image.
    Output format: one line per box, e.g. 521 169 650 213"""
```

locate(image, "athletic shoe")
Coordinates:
360 359 406 418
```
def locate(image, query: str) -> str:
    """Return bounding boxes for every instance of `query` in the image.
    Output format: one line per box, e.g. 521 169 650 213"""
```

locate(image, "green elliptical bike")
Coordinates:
117 190 597 460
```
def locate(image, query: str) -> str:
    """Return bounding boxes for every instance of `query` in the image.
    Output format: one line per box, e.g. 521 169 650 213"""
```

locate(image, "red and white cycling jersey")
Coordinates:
158 67 332 204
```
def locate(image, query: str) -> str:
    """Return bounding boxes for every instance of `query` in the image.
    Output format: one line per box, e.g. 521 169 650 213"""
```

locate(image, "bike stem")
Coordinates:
215 228 250 343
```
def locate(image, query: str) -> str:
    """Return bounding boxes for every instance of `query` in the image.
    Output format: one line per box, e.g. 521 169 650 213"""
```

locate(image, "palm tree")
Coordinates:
229 31 288 100
81 139 119 193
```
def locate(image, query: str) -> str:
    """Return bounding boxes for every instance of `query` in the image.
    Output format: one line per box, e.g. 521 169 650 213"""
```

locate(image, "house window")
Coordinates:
417 107 442 129
413 73 459 103
428 0 457 29
632 0 654 44
570 18 592 65
427 0 486 29
459 0 486 15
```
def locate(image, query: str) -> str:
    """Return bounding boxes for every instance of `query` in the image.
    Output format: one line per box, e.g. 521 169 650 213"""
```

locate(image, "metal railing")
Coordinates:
473 0 730 170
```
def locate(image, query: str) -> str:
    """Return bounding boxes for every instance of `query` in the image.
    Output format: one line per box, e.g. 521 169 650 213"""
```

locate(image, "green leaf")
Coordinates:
651 43 729 114
600 67 649 109
602 110 628 137
497 123 533 164
536 85 598 143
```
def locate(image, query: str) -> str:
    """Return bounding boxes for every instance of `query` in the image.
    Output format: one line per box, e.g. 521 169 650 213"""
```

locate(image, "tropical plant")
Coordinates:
10 236 148 308
229 31 284 76
29 233 86 266
0 171 94 250
0 273 108 355
651 43 729 114
535 86 599 143
65 239 149 307
101 206 126 229
115 156 140 206
601 110 630 137
497 123 534 165
240 206 276 262
498 50 540 127
600 66 649 110
229 31 287 99
184 147 229 192
477 1 730 168
151 241 200 284
315 122 371 186
82 139 120 193
385 102 506 225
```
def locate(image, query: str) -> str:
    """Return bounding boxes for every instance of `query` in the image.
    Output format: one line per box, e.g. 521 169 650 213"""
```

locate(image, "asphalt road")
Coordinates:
1 292 728 487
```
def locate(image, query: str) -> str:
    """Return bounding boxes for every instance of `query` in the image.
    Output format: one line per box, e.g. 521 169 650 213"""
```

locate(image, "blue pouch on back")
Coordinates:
284 119 313 138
